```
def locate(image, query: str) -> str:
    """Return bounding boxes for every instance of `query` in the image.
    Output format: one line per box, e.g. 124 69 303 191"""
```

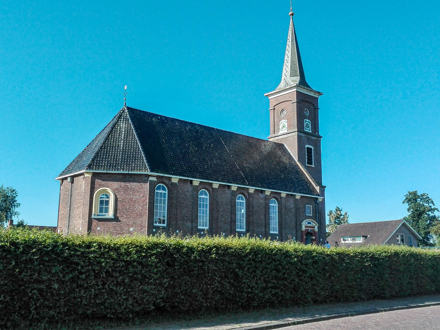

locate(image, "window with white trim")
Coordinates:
154 184 168 226
236 195 246 232
198 189 209 229
305 204 312 217
98 194 110 215
269 199 278 234
306 146 314 166
397 234 405 245
92 188 115 218
341 236 364 243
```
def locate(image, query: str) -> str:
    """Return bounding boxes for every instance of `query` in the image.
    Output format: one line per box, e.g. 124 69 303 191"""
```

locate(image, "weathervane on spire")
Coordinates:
123 85 128 107
289 0 294 16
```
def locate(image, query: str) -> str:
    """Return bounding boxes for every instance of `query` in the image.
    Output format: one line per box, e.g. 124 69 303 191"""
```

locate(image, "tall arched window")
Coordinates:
98 193 110 216
198 189 209 229
154 184 168 226
269 199 278 234
236 195 246 232
306 145 314 166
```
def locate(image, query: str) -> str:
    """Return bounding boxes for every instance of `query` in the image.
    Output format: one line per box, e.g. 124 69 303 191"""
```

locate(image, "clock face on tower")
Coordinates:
304 119 311 132
280 120 287 133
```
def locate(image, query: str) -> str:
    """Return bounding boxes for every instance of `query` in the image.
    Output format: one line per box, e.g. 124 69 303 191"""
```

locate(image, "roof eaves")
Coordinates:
55 169 321 198
402 220 423 240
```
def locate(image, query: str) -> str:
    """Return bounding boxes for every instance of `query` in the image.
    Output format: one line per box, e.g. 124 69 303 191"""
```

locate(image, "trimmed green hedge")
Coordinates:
1 228 440 329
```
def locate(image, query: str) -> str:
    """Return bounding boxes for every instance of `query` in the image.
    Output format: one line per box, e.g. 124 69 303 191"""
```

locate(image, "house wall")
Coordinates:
57 173 324 243
385 225 419 247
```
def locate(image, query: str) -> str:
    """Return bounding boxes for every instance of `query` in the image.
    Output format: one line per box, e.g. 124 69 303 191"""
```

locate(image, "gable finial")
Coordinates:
123 85 128 107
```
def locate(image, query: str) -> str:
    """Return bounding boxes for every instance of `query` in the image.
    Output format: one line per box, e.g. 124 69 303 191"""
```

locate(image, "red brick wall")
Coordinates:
90 173 150 236
57 173 324 243
268 89 323 186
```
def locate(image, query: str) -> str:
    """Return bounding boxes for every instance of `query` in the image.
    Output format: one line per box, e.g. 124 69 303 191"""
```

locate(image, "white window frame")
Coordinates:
198 189 209 229
269 199 279 234
397 233 405 245
341 236 363 243
92 188 115 218
305 204 312 217
305 145 314 167
154 184 168 227
236 195 246 232
98 193 110 216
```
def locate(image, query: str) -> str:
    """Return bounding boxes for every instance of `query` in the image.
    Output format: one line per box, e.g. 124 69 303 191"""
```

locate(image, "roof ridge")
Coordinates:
126 106 278 145
126 108 150 171
344 219 403 225
86 108 125 171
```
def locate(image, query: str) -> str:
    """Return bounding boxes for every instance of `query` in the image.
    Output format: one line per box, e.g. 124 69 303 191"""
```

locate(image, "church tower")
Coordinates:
265 10 323 187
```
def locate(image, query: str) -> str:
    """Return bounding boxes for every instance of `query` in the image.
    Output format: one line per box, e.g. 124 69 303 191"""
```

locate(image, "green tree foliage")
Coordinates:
327 206 349 234
0 185 20 226
403 191 440 246
431 223 440 246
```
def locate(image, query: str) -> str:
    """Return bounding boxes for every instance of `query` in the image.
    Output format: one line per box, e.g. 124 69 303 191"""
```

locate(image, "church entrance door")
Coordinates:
305 232 313 245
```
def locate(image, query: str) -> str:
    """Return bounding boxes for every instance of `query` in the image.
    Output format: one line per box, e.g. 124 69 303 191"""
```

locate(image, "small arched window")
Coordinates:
236 195 246 232
198 189 209 229
154 184 168 226
269 199 278 234
92 188 115 218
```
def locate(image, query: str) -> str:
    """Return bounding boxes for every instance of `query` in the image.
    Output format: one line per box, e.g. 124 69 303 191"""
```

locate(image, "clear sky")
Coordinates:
1 1 439 227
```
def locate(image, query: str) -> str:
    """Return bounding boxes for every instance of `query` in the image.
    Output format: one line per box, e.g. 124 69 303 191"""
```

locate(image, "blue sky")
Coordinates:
1 1 439 227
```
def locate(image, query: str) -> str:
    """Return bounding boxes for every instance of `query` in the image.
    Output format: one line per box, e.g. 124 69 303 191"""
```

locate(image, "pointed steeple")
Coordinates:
276 11 311 90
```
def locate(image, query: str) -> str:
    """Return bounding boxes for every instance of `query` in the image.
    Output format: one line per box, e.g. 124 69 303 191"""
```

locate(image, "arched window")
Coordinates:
198 189 209 229
98 194 110 216
92 188 115 218
269 199 278 234
154 184 168 226
236 195 246 232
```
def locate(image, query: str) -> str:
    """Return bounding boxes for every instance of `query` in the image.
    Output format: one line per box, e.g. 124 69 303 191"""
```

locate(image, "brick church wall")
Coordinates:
58 172 323 243
90 173 150 236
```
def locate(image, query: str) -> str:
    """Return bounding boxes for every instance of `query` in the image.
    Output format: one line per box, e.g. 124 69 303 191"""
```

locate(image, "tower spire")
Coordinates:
275 9 311 90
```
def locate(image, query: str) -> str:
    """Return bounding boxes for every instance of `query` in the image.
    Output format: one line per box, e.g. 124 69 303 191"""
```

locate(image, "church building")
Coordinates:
56 10 326 244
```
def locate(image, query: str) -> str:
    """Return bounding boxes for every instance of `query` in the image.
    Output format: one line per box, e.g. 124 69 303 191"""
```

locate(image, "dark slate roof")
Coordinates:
58 107 318 196
327 220 421 247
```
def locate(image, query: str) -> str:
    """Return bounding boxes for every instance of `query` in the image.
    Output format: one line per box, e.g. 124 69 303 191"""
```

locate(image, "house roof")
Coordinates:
327 220 422 247
58 107 319 196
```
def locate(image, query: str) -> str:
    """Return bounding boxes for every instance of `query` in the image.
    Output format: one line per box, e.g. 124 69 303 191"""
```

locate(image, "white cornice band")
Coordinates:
55 170 323 200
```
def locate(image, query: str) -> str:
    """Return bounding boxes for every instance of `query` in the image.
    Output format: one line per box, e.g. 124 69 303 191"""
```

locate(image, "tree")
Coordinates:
327 206 349 234
402 191 440 246
431 223 440 246
0 185 20 226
